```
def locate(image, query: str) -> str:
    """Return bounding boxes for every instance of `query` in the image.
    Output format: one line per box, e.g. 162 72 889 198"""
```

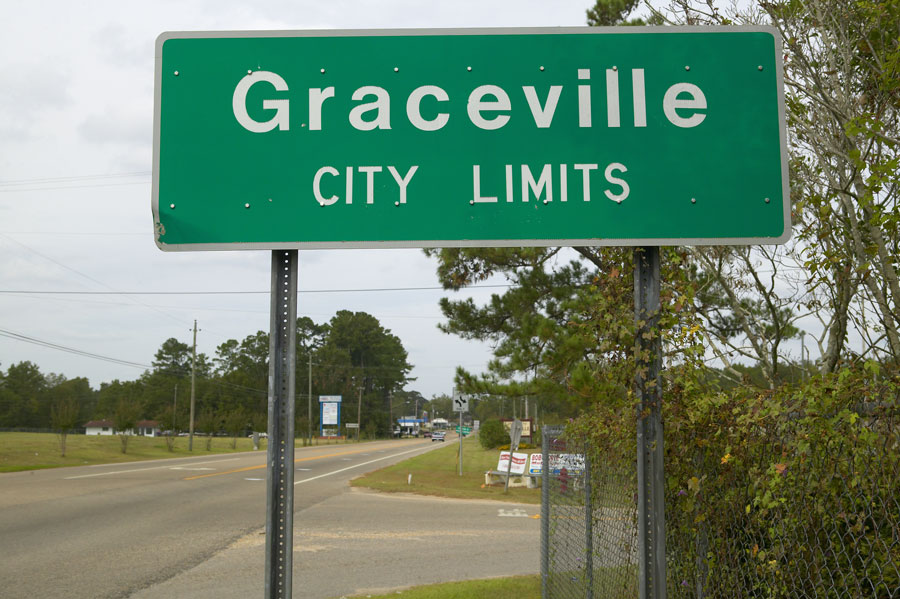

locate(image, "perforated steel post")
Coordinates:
265 250 298 599
635 246 665 599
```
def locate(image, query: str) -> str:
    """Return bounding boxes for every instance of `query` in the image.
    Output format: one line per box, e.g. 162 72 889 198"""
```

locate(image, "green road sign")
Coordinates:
153 27 789 250
456 426 472 434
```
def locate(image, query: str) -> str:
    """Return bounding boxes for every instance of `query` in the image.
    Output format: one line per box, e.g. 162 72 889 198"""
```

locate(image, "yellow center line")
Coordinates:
182 444 423 481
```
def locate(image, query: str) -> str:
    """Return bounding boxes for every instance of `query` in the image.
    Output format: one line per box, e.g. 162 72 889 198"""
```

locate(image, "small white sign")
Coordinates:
322 403 339 425
497 451 528 475
345 423 359 428
549 453 585 475
528 453 542 475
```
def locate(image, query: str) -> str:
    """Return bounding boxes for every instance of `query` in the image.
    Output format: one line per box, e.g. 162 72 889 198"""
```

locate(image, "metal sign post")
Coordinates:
504 419 524 493
458 410 463 476
453 391 468 476
264 250 298 599
635 246 665 599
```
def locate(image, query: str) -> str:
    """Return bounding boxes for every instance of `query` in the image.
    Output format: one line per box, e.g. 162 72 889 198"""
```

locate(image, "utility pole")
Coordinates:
800 331 806 383
173 384 178 432
356 385 362 442
308 352 312 443
189 319 197 452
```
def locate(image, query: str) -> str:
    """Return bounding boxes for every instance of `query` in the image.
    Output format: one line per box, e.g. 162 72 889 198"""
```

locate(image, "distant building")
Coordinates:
397 417 425 437
134 420 161 437
84 420 115 435
84 420 160 437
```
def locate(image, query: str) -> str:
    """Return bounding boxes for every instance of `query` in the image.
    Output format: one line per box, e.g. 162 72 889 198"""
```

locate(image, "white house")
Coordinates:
84 420 160 437
133 420 161 437
84 419 115 435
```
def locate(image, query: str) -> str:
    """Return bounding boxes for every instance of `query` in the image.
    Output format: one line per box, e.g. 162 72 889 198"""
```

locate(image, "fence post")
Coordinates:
541 425 550 599
635 246 666 599
584 449 593 599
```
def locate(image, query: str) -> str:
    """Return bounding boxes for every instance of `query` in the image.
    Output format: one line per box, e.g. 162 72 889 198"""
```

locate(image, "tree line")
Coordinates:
0 310 414 439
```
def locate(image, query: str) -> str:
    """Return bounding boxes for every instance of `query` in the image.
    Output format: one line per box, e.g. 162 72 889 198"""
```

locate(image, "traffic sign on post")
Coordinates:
152 26 790 599
153 26 789 252
508 419 524 450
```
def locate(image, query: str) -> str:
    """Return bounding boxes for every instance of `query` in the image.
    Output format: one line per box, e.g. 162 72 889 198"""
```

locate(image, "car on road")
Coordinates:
432 431 446 442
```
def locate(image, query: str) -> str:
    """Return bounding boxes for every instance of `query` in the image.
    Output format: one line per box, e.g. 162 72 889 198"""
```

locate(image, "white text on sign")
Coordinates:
233 69 707 133
311 163 630 206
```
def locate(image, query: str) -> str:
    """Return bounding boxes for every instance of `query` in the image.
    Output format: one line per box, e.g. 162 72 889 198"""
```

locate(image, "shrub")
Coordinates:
575 362 900 598
478 419 508 449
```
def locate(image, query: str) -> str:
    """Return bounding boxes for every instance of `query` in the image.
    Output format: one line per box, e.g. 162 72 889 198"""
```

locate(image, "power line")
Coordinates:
0 172 150 193
0 233 193 329
0 325 272 396
0 292 445 320
0 171 150 186
0 327 150 369
0 181 149 193
0 284 512 295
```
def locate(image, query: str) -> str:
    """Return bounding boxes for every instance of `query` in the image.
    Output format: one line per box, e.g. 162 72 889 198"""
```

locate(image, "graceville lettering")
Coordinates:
232 69 707 206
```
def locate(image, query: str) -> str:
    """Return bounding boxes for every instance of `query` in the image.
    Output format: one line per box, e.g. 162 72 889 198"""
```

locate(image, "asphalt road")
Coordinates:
0 438 540 599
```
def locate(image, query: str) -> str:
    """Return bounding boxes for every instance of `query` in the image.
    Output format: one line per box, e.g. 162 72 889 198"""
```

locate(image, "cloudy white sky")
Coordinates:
0 0 628 399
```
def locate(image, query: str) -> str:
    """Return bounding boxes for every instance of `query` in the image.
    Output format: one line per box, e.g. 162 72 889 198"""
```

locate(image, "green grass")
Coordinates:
351 435 541 504
343 575 540 599
0 432 267 472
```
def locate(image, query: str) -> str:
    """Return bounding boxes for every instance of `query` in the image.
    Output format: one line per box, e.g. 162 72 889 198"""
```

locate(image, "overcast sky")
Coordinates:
0 0 627 399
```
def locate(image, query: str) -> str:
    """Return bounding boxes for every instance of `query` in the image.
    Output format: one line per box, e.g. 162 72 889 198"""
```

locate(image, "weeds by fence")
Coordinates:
542 386 900 598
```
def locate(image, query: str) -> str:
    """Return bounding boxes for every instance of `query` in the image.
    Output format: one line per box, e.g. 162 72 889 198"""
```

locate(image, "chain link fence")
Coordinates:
666 407 900 599
542 425 638 599
542 407 900 598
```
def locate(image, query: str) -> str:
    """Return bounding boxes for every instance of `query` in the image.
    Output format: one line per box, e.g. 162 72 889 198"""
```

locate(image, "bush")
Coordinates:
575 363 900 598
478 419 508 449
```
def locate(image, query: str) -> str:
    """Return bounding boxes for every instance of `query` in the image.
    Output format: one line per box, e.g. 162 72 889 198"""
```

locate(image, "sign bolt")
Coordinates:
758 65 764 71
691 198 696 204
320 68 326 74
173 71 179 76
540 66 545 71
612 66 618 71
394 67 399 72
469 200 475 205
765 197 771 203
247 69 252 75
245 203 251 209
685 65 691 71
394 201 400 206
467 66 472 72
169 203 176 209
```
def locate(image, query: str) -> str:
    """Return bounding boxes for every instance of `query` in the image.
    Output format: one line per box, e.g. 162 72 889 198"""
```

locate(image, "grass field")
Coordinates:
351 435 541 504
346 575 541 598
0 432 368 473
0 432 270 472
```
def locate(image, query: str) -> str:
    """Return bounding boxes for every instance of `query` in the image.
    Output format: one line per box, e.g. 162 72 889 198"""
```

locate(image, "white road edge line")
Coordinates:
64 457 241 479
295 445 429 486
